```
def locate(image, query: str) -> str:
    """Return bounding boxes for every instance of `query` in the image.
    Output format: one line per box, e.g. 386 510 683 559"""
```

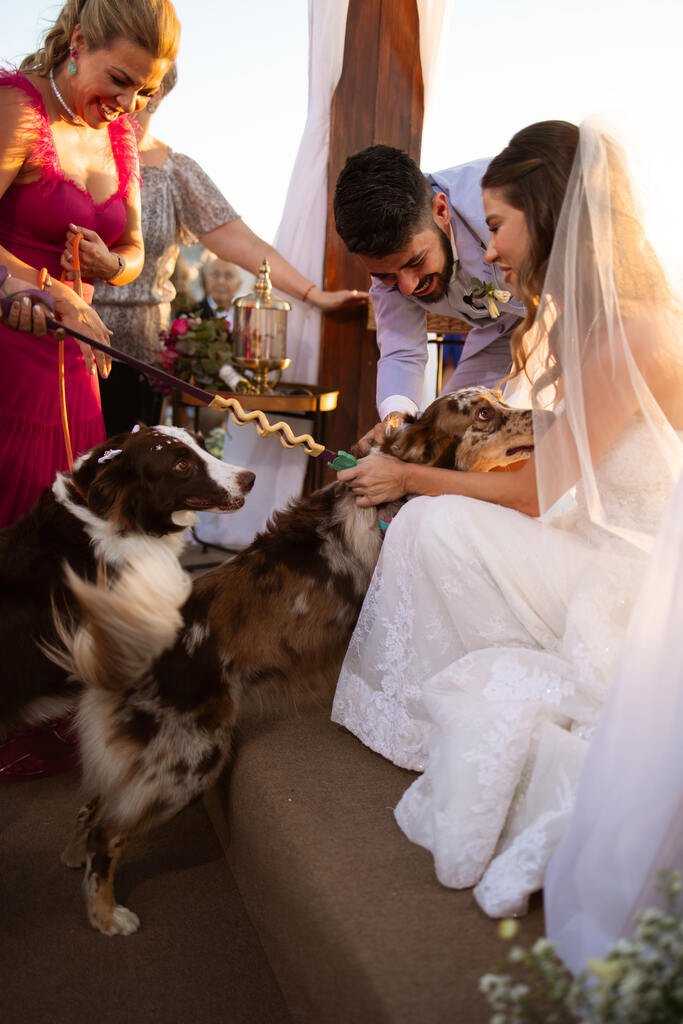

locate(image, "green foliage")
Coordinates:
161 315 232 390
480 872 683 1024
204 427 226 458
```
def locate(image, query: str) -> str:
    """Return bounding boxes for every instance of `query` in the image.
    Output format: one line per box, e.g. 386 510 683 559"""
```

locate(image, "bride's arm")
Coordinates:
340 316 670 515
338 453 540 515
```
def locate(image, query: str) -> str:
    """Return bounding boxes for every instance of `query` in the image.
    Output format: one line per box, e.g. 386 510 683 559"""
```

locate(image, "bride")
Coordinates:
332 120 683 918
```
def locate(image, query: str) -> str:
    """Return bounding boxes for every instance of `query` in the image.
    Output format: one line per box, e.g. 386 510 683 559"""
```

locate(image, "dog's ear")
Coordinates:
432 438 461 470
87 469 124 519
72 432 131 495
375 414 416 456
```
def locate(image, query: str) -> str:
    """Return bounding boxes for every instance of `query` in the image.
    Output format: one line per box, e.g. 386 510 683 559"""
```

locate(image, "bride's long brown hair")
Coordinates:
482 121 579 382
483 121 676 391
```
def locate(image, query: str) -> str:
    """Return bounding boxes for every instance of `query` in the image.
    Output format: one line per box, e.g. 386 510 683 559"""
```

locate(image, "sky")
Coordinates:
5 0 683 279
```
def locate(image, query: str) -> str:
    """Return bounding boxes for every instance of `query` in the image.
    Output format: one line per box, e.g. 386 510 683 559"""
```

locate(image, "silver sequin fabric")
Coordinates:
93 150 239 362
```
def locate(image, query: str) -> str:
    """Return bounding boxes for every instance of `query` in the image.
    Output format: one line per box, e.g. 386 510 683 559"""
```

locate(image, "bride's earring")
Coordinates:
67 48 78 75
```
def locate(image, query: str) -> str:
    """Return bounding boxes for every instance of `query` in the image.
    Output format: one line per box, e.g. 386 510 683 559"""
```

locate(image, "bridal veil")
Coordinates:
535 122 683 967
545 467 683 971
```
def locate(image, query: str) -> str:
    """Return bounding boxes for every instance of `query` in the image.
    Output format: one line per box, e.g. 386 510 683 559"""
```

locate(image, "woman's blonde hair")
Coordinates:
21 0 181 75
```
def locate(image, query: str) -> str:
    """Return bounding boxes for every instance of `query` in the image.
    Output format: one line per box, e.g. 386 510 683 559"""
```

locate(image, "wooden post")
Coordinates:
318 0 424 461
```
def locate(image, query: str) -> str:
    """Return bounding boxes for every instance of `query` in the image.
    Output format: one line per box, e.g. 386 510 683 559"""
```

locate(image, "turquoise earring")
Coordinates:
67 48 78 75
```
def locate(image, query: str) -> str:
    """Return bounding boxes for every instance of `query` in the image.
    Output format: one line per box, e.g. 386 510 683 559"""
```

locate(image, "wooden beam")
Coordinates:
319 0 424 460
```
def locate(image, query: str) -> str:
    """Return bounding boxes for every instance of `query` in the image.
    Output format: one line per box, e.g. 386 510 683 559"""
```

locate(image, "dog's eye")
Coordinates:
476 407 493 421
172 458 191 473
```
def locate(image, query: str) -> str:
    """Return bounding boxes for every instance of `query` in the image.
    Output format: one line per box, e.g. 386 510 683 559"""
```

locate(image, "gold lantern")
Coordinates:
231 258 291 393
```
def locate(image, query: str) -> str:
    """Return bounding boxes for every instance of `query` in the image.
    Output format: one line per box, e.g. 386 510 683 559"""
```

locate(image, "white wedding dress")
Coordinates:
332 418 675 918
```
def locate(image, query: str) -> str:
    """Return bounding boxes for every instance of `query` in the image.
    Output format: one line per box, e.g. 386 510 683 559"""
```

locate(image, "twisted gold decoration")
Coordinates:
208 395 324 457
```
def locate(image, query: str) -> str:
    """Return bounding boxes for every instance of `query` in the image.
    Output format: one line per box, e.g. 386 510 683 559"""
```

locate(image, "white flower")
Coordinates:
531 937 555 956
487 293 501 319
588 956 621 980
493 288 512 303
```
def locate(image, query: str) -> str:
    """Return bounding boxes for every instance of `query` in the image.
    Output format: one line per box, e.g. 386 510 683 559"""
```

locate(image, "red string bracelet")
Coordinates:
301 283 316 303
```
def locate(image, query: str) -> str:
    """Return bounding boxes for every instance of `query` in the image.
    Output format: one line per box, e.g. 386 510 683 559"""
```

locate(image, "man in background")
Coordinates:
193 257 243 327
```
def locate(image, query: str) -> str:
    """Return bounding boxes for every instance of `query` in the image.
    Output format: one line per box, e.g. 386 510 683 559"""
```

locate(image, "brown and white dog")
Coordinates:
51 387 536 935
386 385 538 471
0 425 254 741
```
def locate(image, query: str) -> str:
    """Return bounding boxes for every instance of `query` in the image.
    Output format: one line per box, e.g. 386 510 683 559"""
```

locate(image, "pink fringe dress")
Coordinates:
0 69 139 526
0 69 139 779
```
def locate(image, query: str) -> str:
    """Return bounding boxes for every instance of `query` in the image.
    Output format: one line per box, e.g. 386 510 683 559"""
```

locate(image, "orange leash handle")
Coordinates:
69 232 84 300
53 231 84 472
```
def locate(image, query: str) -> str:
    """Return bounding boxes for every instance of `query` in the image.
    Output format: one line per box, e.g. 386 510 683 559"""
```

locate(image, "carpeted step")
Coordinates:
204 707 546 1024
0 766 292 1024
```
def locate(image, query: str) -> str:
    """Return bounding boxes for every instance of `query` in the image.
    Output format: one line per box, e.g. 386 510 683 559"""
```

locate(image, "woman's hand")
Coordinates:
0 271 54 336
53 289 112 377
62 224 122 283
2 293 50 336
337 452 409 507
307 287 369 312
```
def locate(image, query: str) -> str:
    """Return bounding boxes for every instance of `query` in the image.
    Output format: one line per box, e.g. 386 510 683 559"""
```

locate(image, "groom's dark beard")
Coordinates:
415 225 455 304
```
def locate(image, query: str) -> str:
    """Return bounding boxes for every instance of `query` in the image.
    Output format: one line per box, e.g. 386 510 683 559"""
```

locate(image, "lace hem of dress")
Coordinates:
331 669 431 772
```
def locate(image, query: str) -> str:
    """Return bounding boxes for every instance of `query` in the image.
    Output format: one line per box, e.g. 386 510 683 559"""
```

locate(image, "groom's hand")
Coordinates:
356 411 407 455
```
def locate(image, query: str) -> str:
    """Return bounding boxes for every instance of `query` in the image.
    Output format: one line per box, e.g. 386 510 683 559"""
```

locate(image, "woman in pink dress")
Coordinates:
0 0 180 526
0 0 180 779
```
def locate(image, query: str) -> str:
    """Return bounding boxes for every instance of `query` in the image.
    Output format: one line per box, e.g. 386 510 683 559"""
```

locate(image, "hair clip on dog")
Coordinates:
97 448 123 464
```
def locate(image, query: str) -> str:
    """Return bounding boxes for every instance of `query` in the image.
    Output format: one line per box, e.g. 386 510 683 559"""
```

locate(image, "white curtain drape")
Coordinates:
545 468 683 972
274 0 350 386
416 0 453 119
276 0 452 385
195 0 348 549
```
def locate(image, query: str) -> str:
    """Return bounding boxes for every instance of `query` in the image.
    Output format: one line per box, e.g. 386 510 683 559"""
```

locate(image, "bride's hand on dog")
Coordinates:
338 453 408 507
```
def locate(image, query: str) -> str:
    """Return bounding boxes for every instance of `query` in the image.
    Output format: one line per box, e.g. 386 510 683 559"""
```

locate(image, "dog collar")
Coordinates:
377 512 394 536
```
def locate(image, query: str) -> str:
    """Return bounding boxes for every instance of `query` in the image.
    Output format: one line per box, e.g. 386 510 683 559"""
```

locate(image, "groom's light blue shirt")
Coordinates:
371 158 524 418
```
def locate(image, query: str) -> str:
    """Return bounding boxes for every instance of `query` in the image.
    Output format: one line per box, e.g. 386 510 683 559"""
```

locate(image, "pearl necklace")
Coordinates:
49 68 84 126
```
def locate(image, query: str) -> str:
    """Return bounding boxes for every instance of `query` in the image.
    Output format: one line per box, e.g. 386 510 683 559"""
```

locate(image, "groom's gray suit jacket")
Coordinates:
371 158 525 416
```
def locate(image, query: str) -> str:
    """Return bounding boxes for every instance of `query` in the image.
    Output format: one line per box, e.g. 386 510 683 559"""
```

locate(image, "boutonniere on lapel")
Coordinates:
463 278 512 319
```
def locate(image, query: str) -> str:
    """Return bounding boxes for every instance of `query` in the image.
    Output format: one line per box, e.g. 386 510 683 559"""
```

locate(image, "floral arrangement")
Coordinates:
480 871 683 1024
158 314 233 391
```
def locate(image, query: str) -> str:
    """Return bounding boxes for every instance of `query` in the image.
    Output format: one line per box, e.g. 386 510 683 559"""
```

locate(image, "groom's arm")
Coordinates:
371 279 429 419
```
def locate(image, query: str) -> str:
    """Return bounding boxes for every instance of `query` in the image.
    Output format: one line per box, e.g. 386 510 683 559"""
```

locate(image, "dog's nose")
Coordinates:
238 471 256 494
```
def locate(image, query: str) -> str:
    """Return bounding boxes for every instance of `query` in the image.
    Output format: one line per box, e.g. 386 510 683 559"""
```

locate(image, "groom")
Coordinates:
333 145 524 442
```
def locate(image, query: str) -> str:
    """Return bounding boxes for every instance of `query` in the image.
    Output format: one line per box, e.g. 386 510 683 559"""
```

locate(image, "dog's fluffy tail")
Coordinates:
48 541 192 692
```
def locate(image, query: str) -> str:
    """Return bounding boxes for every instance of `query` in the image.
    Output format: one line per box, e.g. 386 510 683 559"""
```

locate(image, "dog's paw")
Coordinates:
91 904 141 936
